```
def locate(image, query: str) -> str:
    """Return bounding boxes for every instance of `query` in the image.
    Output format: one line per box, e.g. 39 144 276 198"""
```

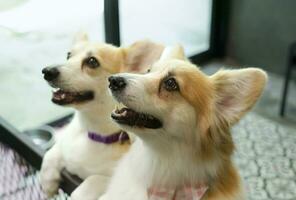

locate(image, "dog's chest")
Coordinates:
60 130 118 179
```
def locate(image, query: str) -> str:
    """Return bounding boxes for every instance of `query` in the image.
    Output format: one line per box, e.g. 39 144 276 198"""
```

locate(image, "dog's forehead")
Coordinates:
83 43 103 55
72 42 88 53
151 59 182 73
72 42 106 55
151 59 200 77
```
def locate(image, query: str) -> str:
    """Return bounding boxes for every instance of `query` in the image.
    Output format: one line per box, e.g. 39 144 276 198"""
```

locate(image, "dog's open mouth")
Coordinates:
52 88 94 105
111 107 162 129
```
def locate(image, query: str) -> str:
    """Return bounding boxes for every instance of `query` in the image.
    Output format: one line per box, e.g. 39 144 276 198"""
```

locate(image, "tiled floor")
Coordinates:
233 113 296 200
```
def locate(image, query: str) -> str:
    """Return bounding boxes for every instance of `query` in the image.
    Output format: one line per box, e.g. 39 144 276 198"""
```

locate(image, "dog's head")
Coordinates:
42 32 164 109
109 46 267 156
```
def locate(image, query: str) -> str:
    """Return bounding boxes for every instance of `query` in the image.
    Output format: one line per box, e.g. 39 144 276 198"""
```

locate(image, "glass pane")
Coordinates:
120 0 212 56
0 0 104 130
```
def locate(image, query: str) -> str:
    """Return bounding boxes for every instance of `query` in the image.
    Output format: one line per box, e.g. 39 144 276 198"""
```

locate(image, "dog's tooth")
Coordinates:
61 93 66 99
122 110 127 116
113 110 120 116
118 102 125 109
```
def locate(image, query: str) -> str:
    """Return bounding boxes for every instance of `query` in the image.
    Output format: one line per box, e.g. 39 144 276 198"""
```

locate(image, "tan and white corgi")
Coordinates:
101 46 267 200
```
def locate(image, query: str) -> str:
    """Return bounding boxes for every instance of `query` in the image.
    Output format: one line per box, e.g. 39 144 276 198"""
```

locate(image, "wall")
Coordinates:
227 0 296 75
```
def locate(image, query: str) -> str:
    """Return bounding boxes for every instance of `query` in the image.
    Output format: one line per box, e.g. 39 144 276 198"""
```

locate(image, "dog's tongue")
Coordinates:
51 89 94 105
52 89 77 104
111 107 162 129
53 89 72 100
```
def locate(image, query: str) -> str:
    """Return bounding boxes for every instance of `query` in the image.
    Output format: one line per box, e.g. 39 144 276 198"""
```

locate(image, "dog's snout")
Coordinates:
42 67 60 81
108 76 127 92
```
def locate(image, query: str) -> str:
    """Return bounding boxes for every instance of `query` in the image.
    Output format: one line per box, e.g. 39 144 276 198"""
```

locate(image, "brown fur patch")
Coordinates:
122 40 164 73
176 67 213 131
205 163 242 200
97 45 124 74
174 66 231 161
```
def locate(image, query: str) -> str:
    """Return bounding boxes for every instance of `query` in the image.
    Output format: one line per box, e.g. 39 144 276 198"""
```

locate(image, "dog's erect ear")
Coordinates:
122 40 165 73
159 45 186 61
73 31 89 45
98 45 125 73
211 68 267 125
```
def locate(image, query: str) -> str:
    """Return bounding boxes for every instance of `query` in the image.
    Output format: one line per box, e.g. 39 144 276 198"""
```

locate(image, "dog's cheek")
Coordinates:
168 103 196 132
158 89 173 101
84 68 101 77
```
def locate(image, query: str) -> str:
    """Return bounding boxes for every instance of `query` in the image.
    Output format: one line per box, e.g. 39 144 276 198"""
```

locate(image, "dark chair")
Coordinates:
280 42 296 116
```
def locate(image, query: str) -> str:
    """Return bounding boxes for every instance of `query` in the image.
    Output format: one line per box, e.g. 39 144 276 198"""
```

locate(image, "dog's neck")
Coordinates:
131 129 227 188
132 140 216 187
75 102 119 136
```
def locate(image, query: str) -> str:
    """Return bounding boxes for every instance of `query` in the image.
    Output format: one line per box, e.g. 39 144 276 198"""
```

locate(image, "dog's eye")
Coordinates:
164 77 179 91
146 68 151 73
67 52 71 60
85 57 100 68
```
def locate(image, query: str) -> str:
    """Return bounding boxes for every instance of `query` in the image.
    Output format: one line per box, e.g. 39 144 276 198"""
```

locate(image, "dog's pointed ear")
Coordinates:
122 40 165 72
73 31 89 45
159 45 186 61
211 68 267 125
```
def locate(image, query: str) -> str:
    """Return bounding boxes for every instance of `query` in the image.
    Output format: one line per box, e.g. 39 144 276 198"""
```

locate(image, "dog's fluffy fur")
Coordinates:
100 46 267 200
39 33 164 200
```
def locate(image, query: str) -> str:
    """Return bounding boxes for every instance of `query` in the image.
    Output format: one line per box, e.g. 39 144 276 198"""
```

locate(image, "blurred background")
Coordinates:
0 0 295 199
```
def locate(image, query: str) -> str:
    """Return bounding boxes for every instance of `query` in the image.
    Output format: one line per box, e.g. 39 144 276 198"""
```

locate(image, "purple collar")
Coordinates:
88 130 130 144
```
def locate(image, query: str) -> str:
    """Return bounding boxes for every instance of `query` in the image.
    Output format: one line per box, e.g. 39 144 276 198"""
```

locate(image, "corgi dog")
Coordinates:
101 46 267 200
39 32 164 200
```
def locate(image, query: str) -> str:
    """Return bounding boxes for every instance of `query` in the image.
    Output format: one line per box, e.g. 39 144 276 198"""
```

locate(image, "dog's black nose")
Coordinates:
42 67 60 81
108 76 126 91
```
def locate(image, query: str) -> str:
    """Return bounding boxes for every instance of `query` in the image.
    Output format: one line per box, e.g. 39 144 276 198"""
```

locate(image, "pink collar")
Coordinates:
148 184 208 200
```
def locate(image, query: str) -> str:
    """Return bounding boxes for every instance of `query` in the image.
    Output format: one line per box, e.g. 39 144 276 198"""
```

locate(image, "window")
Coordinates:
0 0 104 130
120 0 213 56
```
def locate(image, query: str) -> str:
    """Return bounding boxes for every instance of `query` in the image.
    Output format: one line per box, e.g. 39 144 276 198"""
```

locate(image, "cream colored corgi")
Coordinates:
39 32 164 200
101 46 267 200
